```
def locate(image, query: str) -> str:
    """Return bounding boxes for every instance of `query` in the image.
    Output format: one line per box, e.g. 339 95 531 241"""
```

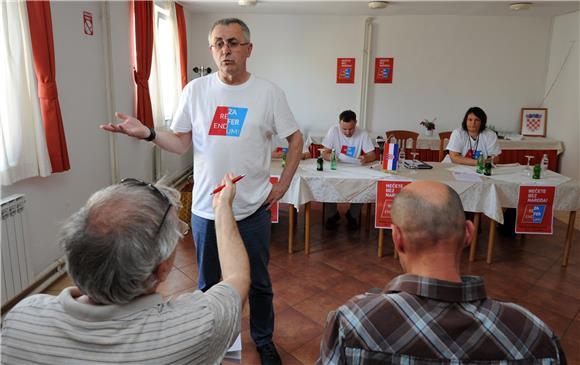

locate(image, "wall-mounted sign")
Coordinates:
375 57 393 83
515 185 555 234
375 180 411 229
336 58 355 84
83 11 93 36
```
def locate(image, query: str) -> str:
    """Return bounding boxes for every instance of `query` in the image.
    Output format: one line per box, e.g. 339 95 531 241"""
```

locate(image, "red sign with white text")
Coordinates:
375 180 411 229
270 176 280 223
336 58 355 84
375 57 393 83
515 186 556 234
83 11 93 36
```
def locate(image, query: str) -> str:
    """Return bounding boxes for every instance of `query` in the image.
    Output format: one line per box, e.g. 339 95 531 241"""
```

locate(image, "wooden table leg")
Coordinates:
562 211 576 267
486 219 496 264
378 228 384 258
365 203 372 232
469 213 481 262
305 202 311 255
288 204 295 254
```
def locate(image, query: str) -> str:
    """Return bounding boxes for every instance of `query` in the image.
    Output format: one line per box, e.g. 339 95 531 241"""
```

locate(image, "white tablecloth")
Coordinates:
273 160 580 224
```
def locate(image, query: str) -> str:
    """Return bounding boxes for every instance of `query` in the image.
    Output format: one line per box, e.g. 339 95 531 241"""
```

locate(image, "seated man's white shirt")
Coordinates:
171 73 299 220
1 283 241 365
446 128 501 160
322 125 374 163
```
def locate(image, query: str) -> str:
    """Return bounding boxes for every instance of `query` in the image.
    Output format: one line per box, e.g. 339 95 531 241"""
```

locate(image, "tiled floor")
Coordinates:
45 204 580 364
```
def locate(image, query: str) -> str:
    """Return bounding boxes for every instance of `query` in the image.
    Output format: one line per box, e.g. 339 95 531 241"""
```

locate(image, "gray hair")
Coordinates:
208 18 251 45
60 181 183 305
391 184 465 246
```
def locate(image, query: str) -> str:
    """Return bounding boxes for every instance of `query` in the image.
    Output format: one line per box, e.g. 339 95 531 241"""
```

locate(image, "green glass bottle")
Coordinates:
281 151 287 168
316 155 324 171
330 149 337 170
532 164 541 179
476 155 484 174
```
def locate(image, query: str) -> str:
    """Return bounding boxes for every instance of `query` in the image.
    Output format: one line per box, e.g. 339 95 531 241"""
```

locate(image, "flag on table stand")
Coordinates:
383 143 399 171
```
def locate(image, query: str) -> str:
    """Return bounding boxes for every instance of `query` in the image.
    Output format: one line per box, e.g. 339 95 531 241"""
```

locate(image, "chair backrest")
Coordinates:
385 130 419 153
438 131 452 161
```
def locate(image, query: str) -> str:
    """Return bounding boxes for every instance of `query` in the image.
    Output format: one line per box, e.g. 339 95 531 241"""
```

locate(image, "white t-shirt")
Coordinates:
171 73 299 220
1 283 241 365
446 128 501 160
322 125 375 163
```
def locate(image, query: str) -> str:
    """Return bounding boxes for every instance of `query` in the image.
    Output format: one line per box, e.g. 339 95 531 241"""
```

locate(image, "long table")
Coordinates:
273 159 580 266
310 135 565 171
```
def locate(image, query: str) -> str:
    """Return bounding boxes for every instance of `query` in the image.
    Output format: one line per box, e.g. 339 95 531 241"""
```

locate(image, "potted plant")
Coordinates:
419 118 437 136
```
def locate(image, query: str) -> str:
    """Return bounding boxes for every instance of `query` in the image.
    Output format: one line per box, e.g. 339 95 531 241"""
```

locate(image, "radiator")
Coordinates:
1 194 33 307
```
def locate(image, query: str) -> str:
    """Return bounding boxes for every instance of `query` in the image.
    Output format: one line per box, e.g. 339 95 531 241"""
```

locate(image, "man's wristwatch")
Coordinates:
144 127 156 141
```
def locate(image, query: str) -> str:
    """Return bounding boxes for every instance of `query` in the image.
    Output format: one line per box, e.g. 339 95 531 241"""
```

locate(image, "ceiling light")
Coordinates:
510 2 532 11
238 0 257 7
368 1 388 10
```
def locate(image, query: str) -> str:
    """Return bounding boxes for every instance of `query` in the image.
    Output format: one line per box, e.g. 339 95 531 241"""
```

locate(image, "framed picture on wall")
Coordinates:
520 108 548 137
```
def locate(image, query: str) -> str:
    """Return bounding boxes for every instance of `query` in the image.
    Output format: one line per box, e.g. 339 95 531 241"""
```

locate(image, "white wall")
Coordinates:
544 11 579 180
1 1 190 278
188 13 552 140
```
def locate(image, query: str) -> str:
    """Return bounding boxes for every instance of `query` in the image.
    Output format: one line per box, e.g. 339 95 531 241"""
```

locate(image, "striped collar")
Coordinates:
384 274 487 302
58 287 164 322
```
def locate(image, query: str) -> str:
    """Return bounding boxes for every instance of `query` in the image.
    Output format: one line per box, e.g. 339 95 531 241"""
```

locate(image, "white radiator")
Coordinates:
1 194 33 307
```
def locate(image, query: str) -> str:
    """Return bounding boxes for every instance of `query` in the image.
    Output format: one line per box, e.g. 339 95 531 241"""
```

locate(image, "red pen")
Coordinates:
210 174 246 195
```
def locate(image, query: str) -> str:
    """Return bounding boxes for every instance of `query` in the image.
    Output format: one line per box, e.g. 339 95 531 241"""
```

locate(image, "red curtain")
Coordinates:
26 1 70 173
133 1 154 128
175 3 188 89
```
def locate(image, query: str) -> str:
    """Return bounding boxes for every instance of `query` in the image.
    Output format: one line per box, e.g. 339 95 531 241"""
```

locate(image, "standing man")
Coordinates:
101 18 303 365
318 181 566 364
321 110 375 231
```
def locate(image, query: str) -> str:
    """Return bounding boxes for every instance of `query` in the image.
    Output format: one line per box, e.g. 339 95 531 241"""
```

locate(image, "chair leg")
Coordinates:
562 211 576 267
365 203 372 232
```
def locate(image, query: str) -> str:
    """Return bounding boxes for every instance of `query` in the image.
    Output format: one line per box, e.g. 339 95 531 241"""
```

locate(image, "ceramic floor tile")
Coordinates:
274 307 324 353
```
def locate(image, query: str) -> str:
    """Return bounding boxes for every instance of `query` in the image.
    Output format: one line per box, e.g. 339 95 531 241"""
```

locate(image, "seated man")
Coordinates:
322 110 376 231
318 181 565 364
1 174 249 365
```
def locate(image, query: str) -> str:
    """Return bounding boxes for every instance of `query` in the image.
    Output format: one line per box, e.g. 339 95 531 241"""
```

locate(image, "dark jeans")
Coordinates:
191 206 274 346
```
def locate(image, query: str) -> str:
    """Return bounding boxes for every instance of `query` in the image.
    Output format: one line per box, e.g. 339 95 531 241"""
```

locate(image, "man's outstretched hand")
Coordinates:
100 112 150 139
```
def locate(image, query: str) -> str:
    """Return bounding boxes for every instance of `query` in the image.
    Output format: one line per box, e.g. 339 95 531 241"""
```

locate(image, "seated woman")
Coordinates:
446 106 501 165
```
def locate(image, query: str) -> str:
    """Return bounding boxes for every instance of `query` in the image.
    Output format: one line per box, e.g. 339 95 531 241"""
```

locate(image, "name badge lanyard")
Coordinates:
468 136 479 159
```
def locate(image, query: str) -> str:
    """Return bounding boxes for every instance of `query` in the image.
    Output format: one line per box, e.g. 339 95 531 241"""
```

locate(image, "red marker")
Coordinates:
210 174 246 195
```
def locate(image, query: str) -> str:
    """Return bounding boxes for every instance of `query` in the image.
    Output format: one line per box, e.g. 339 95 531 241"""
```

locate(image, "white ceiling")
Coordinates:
181 1 580 17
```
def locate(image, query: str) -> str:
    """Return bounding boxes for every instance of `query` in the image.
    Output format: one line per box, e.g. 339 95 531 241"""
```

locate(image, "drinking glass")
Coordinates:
524 155 534 177
410 152 419 174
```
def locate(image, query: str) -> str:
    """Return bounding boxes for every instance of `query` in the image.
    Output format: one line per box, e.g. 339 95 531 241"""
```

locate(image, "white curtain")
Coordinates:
149 1 182 129
0 1 51 186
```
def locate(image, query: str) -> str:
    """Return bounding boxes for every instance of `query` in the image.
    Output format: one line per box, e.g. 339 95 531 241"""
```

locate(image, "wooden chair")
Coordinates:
438 131 452 161
385 130 419 154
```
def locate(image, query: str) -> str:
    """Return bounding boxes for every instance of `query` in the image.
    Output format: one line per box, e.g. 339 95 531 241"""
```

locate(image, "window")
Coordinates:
150 1 181 126
0 2 51 185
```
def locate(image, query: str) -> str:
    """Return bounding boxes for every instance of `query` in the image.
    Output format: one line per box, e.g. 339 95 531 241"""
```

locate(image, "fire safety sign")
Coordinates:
83 11 93 36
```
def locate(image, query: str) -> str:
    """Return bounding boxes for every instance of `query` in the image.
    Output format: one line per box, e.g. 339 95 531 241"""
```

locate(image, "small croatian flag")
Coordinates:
383 143 399 171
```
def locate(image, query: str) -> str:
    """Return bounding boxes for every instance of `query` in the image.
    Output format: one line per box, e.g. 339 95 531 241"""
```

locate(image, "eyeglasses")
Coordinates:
120 178 172 237
210 38 250 51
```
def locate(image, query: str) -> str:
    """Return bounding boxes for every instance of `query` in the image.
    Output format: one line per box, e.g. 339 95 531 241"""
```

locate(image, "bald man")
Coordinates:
318 181 566 364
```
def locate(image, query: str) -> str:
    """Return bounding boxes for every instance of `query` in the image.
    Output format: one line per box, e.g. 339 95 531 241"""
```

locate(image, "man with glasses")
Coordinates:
2 174 249 364
101 18 301 364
